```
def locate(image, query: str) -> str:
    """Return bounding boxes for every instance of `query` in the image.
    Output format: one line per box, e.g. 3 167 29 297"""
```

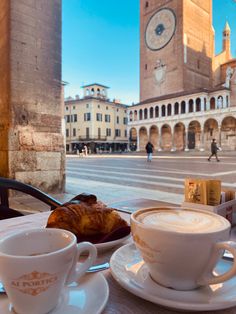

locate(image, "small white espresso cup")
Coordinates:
0 228 97 314
131 207 236 291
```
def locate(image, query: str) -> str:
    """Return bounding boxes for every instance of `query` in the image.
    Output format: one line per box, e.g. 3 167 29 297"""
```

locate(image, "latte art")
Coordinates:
137 209 228 233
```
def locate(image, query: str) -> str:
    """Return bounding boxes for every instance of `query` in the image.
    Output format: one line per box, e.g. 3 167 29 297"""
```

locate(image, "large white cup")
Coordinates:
131 207 236 291
0 228 97 314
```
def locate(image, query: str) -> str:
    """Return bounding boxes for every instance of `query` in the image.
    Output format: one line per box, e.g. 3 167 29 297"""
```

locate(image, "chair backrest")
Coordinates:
0 177 62 218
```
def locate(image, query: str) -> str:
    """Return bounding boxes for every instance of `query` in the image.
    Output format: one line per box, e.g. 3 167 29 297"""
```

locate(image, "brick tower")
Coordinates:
140 0 214 102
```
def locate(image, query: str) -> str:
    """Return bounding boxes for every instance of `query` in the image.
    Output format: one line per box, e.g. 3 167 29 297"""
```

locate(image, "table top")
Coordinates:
0 199 236 314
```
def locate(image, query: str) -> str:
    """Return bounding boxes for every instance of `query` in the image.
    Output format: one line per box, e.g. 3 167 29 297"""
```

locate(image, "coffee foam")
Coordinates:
136 209 228 233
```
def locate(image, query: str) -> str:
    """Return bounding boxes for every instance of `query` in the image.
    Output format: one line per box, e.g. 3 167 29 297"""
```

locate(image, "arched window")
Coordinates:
167 104 172 116
196 98 201 112
174 102 179 115
144 108 148 119
134 110 138 121
181 101 186 114
217 96 223 109
139 109 143 120
97 88 100 95
161 105 166 117
129 111 133 122
155 106 159 118
210 97 215 110
91 88 94 95
189 99 193 113
150 107 154 119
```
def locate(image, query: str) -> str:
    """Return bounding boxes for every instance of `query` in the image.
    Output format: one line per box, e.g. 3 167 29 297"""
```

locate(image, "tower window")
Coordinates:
145 64 148 70
197 60 200 69
145 1 149 8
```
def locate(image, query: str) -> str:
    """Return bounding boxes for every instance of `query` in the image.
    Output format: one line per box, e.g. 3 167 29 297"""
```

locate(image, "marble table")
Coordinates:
0 199 236 314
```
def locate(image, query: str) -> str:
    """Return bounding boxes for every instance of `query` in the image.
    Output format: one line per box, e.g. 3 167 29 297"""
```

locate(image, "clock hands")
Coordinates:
155 24 165 36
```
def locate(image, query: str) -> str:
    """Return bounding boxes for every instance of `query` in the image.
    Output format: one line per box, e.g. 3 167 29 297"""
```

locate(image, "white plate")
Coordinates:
110 243 236 312
95 234 131 252
0 273 109 314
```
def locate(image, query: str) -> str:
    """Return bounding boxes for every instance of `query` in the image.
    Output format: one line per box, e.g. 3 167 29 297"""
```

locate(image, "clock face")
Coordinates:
145 8 176 51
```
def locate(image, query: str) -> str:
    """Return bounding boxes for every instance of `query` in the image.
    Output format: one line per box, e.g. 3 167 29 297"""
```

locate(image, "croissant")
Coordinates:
46 194 130 243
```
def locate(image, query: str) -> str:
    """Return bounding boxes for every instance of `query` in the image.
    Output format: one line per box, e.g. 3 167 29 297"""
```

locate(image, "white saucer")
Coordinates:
95 234 131 252
0 273 109 314
110 243 236 311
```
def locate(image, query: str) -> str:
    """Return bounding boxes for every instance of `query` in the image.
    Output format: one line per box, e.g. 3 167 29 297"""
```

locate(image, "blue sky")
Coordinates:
62 0 236 105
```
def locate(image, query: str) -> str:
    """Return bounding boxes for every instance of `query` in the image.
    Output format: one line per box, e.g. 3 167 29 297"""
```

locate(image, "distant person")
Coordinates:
208 139 220 162
78 145 83 157
145 141 154 162
83 145 88 156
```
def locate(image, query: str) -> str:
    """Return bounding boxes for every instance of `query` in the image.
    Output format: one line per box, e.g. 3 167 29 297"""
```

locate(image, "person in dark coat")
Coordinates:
208 139 220 162
145 141 154 162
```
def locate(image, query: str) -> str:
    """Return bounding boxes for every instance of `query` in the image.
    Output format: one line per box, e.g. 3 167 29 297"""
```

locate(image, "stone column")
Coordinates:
218 126 222 147
199 130 205 151
193 99 196 113
171 130 176 152
206 98 210 111
200 97 204 111
137 133 140 151
184 129 189 151
223 96 227 108
185 100 189 114
0 0 65 192
158 132 162 151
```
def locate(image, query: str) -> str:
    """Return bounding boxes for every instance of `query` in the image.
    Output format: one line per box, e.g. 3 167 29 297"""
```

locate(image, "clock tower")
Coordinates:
140 0 214 102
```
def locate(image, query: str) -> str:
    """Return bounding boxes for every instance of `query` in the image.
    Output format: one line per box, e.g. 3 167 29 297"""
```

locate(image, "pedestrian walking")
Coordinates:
208 139 220 162
145 141 154 162
83 144 88 156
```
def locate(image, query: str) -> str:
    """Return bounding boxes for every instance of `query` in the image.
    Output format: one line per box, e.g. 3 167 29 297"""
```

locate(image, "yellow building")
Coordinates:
65 83 128 153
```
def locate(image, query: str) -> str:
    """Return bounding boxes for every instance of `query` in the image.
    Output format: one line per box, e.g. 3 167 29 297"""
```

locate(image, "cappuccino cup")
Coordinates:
131 207 236 291
0 228 97 314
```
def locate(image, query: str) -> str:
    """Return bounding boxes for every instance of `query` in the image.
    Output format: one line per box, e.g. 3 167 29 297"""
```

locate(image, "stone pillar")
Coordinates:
206 98 210 110
0 0 65 192
184 129 189 151
171 130 176 152
218 126 222 147
193 99 196 112
137 134 140 151
200 97 204 111
199 130 205 151
223 96 227 108
185 100 189 114
158 133 162 151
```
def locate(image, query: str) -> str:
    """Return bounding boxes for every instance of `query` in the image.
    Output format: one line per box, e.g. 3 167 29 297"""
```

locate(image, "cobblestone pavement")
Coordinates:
66 151 236 205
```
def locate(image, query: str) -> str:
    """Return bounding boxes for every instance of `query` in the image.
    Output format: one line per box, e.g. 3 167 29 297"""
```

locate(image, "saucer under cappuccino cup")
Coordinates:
131 207 236 291
0 228 97 314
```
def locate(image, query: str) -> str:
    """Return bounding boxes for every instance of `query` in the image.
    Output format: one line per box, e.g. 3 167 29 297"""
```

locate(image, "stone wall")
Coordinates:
0 0 65 193
0 0 10 177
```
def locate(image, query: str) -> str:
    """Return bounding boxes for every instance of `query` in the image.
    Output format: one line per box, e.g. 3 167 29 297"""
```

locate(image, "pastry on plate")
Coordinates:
46 193 130 243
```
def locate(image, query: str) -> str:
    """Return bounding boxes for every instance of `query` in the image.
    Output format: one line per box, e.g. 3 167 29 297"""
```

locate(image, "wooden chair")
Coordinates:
0 177 62 220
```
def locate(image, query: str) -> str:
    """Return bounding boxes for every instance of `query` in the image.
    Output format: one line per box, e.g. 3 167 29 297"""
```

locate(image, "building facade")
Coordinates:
65 84 128 153
128 0 236 151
